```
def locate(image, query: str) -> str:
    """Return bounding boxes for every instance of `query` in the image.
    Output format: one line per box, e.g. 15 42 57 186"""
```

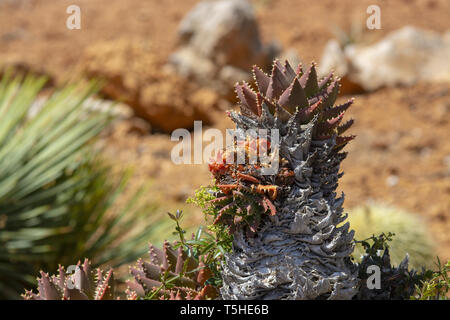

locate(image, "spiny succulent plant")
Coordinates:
217 59 358 299
208 136 295 237
23 259 116 300
231 60 355 149
127 241 219 300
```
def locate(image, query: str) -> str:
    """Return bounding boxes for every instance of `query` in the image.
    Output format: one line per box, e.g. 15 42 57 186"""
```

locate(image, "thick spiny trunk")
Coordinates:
220 123 358 299
218 59 360 299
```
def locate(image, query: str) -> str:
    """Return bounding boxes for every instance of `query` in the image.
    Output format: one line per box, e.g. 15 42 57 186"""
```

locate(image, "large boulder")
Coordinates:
319 26 450 92
169 0 279 97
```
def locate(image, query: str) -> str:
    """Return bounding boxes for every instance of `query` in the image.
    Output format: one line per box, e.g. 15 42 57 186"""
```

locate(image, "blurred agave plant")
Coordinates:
0 72 159 299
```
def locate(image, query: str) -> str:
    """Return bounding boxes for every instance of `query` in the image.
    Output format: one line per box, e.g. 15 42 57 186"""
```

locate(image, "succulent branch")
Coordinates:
23 259 116 300
217 59 358 299
208 137 294 237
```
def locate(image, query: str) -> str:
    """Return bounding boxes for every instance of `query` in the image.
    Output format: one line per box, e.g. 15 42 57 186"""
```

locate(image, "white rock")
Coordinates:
319 26 450 91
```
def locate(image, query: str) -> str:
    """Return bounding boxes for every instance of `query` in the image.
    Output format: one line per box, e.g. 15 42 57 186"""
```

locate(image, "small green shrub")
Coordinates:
168 208 228 289
186 185 233 259
411 258 450 300
348 203 436 269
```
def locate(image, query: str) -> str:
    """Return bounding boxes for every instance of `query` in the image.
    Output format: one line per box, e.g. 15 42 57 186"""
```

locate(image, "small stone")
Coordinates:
386 175 399 187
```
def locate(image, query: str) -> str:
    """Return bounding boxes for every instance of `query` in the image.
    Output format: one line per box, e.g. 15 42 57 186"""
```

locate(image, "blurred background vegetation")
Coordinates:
0 74 176 299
